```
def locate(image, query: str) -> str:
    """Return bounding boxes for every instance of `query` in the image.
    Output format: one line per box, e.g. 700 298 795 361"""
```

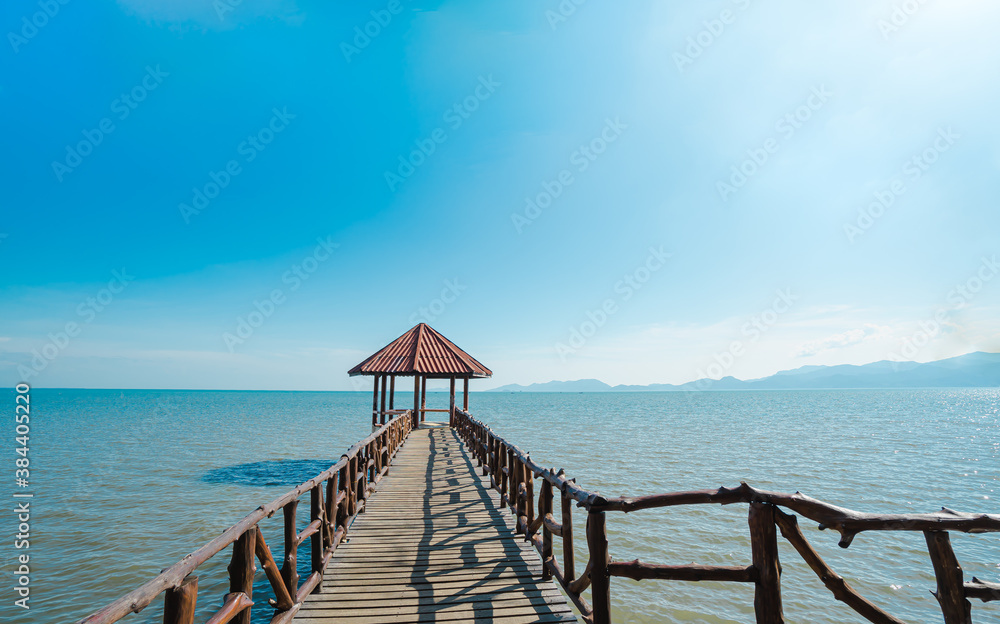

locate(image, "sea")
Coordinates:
4 389 999 624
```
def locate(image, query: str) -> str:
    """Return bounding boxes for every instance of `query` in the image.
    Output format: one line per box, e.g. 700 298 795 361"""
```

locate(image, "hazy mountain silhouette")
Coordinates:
486 352 1000 392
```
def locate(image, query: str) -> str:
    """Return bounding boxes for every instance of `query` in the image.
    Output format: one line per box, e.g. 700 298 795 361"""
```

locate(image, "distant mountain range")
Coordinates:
486 351 1000 392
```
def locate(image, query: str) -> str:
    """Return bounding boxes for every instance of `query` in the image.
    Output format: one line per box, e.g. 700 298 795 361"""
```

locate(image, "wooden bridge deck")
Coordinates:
295 422 579 624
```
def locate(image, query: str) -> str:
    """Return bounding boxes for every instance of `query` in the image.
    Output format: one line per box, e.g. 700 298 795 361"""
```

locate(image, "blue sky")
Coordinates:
2 0 999 390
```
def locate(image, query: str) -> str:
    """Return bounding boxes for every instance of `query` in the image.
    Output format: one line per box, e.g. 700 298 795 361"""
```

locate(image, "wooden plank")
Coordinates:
298 602 574 622
301 588 566 610
295 425 578 623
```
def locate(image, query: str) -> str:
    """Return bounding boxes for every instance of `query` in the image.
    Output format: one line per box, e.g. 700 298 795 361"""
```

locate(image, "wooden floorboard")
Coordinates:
297 422 579 623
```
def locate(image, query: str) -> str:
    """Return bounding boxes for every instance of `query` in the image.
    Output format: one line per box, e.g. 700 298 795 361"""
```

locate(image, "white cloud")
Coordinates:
792 324 890 358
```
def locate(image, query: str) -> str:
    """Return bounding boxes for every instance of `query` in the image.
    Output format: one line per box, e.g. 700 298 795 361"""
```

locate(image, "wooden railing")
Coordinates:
76 411 414 624
453 408 1000 624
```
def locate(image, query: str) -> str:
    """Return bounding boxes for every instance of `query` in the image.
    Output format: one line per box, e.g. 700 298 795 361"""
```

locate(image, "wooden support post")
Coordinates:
379 374 387 425
163 574 198 624
412 375 420 428
507 448 516 509
449 376 456 427
463 377 469 411
348 456 358 515
371 376 378 427
561 488 575 583
336 463 349 530
228 529 256 624
389 375 395 410
310 485 325 594
925 531 972 624
499 444 508 506
525 471 535 528
420 377 427 423
749 502 784 624
281 500 299 598
324 476 336 549
540 480 553 580
588 511 611 624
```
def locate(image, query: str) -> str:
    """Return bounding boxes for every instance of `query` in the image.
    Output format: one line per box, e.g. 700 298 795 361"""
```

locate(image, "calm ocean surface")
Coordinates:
5 389 999 624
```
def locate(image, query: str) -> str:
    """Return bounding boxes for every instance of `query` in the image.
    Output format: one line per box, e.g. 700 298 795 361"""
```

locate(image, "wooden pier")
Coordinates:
296 423 577 624
76 408 1000 624
76 325 1000 624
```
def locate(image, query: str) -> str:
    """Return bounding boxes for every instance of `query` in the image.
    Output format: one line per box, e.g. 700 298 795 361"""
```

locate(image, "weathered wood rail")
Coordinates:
452 408 1000 624
77 405 999 624
76 412 414 624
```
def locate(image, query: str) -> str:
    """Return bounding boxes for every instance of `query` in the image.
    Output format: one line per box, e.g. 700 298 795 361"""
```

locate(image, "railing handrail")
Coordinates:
452 407 1000 624
77 410 416 624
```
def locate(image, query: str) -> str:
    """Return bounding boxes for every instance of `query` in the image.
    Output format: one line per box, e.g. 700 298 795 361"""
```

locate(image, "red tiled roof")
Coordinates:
348 324 492 378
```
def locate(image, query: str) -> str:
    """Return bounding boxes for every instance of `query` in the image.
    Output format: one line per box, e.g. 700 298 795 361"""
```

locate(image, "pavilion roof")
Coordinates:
348 323 492 378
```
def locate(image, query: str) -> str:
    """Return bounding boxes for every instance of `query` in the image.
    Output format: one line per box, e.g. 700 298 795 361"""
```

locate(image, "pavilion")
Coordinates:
348 323 492 427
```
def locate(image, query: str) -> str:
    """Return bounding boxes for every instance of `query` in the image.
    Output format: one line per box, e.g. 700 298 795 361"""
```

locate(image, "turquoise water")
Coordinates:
3 389 998 623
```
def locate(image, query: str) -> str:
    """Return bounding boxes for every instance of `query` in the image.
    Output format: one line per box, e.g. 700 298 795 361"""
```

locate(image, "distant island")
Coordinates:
485 351 1000 392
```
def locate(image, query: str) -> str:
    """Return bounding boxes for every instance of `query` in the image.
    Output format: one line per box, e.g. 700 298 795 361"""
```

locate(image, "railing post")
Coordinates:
925 531 972 624
561 488 575 583
588 510 611 624
540 480 553 581
324 476 336 549
749 502 784 624
162 574 198 624
348 456 358 516
499 444 509 506
337 462 349 533
487 434 495 478
311 484 325 587
281 500 299 597
507 448 517 511
228 529 256 624
525 465 535 529
476 425 484 467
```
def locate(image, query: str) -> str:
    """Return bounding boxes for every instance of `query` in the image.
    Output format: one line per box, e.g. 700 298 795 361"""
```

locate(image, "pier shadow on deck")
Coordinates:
295 422 578 623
